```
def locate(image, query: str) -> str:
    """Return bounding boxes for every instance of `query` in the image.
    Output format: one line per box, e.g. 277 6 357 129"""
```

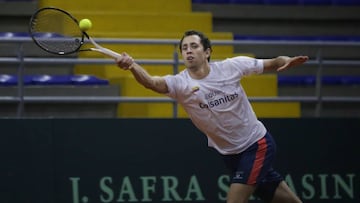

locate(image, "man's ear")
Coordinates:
205 48 211 58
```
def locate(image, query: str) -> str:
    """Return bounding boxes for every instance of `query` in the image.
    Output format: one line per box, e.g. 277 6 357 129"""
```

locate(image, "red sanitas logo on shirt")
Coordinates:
199 92 238 109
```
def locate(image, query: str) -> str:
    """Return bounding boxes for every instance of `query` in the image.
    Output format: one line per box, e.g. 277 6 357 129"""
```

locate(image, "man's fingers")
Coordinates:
116 52 134 70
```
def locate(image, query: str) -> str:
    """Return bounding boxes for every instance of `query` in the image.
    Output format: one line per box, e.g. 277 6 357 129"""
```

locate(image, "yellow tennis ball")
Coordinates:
79 19 92 31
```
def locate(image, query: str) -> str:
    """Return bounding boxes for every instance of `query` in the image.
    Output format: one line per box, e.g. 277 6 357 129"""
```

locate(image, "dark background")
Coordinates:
1 118 359 203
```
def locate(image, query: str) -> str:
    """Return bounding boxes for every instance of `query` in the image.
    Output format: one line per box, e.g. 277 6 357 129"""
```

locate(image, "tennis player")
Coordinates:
116 30 307 203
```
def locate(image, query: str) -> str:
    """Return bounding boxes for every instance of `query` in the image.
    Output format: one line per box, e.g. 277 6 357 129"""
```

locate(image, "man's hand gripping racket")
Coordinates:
29 7 122 59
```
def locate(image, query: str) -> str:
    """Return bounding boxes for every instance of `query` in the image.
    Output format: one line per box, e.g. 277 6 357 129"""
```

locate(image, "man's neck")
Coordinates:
188 63 210 80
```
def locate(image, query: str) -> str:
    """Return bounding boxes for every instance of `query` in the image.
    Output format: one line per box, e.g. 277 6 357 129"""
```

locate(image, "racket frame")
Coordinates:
29 7 122 59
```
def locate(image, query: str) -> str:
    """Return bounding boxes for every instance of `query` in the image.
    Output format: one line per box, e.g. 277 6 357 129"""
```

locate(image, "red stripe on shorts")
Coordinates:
247 137 267 185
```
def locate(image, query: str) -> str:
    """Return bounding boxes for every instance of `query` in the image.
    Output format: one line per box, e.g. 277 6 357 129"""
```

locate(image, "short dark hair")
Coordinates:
179 30 212 62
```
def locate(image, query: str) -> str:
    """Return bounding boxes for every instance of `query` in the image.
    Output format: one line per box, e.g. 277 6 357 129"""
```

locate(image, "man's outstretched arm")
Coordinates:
116 52 169 94
263 56 309 72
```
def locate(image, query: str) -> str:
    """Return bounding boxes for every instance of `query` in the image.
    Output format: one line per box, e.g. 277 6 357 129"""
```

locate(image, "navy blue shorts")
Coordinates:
221 132 283 202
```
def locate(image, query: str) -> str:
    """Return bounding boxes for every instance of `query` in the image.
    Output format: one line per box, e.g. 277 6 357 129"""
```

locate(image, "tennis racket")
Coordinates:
29 7 121 59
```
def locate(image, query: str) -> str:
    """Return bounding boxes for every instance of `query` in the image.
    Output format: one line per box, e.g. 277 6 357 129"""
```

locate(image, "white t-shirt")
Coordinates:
164 56 267 155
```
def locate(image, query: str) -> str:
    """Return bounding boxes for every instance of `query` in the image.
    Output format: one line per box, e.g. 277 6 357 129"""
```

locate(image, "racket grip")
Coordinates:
99 47 122 59
88 37 122 59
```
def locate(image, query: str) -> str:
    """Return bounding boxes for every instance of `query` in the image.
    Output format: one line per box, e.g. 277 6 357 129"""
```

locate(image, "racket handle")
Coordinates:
93 47 122 59
88 37 122 59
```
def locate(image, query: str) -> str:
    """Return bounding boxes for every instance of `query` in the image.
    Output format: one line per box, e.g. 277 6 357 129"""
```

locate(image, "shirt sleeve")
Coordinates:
164 74 178 99
227 56 264 76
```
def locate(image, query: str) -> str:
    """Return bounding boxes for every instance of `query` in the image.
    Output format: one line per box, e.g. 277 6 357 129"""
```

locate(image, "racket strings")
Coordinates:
30 8 84 54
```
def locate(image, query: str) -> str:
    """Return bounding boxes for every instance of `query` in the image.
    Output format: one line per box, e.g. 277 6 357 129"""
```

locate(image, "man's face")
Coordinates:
180 35 210 69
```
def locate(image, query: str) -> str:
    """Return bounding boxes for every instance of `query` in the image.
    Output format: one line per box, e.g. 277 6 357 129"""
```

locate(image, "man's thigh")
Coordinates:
227 183 256 203
271 181 302 203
